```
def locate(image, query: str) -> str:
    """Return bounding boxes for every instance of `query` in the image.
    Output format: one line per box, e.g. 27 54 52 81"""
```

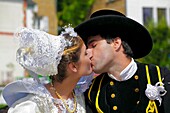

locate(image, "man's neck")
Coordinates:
108 58 137 81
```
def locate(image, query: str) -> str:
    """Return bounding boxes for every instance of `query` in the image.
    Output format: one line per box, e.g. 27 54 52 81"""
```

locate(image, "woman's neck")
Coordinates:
46 76 80 99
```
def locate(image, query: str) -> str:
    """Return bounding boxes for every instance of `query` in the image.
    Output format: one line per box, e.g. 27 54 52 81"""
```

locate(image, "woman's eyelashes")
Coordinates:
85 51 88 55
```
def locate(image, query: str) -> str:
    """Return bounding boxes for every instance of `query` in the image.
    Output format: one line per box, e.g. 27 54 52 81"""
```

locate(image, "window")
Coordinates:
143 7 153 25
107 0 115 3
157 8 166 23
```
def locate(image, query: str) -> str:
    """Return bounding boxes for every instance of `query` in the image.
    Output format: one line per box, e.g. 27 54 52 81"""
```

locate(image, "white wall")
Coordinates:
26 8 34 29
0 35 24 84
0 0 24 32
126 0 170 25
0 0 24 85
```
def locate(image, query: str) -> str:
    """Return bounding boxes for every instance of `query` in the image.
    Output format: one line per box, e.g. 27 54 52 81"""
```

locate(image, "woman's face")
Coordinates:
76 43 93 76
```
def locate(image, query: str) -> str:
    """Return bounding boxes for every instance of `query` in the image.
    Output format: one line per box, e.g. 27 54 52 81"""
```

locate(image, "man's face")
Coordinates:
87 35 115 74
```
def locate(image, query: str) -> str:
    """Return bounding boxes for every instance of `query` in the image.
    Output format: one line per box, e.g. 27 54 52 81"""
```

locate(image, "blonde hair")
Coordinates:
50 33 83 82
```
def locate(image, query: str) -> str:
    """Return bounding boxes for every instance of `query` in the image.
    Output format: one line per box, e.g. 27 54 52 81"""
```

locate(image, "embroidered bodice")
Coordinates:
7 79 86 113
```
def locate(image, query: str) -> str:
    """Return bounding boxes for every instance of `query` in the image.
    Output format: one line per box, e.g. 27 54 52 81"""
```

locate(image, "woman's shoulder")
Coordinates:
8 94 41 113
9 93 57 113
3 78 51 107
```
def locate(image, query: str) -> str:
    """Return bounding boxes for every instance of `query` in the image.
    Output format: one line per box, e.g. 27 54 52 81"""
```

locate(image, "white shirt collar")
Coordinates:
108 58 137 81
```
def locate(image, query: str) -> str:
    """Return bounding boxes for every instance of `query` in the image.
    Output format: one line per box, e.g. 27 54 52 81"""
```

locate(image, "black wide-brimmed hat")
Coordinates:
74 9 153 59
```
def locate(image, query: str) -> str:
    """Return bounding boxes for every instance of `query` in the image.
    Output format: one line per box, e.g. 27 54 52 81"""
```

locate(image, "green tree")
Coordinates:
141 18 170 68
57 0 94 30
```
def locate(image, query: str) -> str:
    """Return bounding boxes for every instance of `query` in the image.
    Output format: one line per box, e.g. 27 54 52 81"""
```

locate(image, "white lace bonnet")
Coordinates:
15 26 77 77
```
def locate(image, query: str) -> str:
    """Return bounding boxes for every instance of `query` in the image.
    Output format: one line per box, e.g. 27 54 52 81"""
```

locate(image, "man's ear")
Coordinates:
68 62 78 72
111 37 122 50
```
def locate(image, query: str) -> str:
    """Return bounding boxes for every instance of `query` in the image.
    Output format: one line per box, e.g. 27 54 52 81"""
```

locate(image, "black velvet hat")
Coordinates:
74 9 153 59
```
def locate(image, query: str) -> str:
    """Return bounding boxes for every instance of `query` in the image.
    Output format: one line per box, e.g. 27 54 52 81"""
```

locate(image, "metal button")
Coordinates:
110 81 114 86
135 88 139 92
134 75 139 80
111 93 115 98
113 106 118 110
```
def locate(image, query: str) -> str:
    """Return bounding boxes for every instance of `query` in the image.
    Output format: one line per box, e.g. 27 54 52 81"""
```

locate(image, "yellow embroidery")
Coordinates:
145 65 151 84
88 78 96 103
156 66 162 84
145 65 161 113
146 100 158 113
95 76 104 113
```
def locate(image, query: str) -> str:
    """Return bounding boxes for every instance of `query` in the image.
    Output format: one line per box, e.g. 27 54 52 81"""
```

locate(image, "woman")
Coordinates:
2 26 93 113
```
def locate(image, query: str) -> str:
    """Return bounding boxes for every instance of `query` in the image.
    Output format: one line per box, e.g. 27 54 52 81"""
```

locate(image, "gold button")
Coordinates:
111 93 115 98
113 106 118 110
134 75 139 80
110 81 114 86
135 88 139 92
137 101 140 104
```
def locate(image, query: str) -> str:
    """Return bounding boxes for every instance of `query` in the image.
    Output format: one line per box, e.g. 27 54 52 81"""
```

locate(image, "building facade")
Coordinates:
126 0 170 25
0 0 57 86
0 0 24 85
91 0 170 26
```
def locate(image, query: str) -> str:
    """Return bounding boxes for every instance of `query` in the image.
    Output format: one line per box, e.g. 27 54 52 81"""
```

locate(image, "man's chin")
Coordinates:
92 68 101 74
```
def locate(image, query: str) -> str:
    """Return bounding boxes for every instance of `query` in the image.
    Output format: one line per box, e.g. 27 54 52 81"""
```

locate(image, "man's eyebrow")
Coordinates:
87 39 95 45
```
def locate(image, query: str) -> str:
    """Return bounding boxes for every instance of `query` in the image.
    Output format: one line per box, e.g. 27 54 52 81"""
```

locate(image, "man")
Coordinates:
74 9 170 113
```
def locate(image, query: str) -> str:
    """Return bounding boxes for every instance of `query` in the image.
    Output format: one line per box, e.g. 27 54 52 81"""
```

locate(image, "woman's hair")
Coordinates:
50 33 83 82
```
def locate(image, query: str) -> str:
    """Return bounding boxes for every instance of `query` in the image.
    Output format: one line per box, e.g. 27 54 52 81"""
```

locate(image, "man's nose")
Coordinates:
87 48 92 58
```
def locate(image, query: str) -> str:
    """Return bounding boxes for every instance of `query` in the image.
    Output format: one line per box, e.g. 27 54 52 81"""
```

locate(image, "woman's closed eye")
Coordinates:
85 51 88 55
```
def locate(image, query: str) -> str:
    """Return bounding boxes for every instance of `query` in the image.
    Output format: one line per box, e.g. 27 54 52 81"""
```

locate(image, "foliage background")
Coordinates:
57 0 94 30
140 18 170 68
57 1 170 68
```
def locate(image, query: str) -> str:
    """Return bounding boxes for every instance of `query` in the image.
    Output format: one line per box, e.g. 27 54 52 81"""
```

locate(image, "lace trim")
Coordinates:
15 27 67 76
74 73 94 95
21 78 86 113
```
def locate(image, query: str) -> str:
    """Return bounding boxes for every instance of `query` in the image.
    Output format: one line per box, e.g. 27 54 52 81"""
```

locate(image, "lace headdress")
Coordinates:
15 27 77 77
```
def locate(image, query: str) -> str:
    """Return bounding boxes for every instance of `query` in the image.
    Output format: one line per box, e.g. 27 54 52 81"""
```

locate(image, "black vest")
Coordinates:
85 62 170 113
